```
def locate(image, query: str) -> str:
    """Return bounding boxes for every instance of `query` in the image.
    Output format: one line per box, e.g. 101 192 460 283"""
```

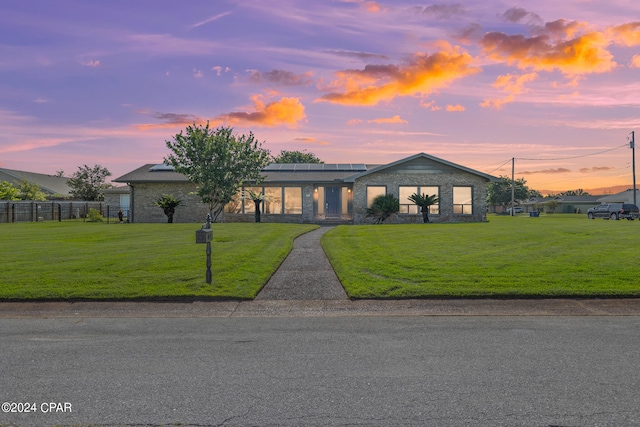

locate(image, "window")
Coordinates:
224 186 302 215
224 192 242 213
243 186 262 214
263 187 282 214
284 187 302 214
315 186 325 215
367 186 386 208
399 186 439 215
399 186 419 214
453 186 473 214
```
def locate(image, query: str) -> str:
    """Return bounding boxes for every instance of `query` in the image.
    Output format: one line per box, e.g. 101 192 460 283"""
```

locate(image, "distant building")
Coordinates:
597 189 640 205
0 168 71 198
520 195 602 213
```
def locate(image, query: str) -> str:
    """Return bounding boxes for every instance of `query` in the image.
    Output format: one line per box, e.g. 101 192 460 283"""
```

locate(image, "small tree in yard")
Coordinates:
154 194 183 223
367 194 399 224
408 192 440 223
165 124 271 222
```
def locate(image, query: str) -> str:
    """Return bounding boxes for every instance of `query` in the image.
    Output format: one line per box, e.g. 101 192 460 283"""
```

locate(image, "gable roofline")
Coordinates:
343 152 498 183
0 167 72 195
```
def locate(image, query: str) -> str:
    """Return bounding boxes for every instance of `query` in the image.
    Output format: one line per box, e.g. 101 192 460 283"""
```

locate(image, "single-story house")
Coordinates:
520 195 602 214
114 153 497 224
597 189 640 205
0 167 71 198
101 186 131 218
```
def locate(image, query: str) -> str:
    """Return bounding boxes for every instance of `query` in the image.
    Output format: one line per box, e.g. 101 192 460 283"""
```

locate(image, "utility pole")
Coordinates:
631 131 636 206
511 157 515 216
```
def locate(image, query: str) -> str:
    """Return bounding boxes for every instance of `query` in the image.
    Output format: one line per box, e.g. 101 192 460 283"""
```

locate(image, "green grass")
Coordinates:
0 221 317 300
322 214 640 298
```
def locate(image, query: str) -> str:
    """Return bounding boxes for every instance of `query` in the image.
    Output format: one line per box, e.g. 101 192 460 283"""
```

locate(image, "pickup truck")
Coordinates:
587 203 639 220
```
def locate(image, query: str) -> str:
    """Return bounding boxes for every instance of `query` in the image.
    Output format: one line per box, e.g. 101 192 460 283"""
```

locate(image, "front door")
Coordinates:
325 186 341 218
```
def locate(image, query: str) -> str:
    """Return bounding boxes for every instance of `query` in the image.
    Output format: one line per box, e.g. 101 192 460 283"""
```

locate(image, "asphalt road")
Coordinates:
1 316 639 427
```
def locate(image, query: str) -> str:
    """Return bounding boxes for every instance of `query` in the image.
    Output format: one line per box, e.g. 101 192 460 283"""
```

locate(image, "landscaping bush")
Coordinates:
86 208 104 222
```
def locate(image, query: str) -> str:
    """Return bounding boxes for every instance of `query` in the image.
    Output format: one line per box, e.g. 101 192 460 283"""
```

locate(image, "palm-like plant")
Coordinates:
367 194 400 224
154 194 183 223
408 192 439 223
241 189 266 222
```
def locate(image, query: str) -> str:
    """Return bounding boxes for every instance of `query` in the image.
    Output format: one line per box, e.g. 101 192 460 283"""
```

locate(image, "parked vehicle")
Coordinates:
506 206 523 214
587 203 640 220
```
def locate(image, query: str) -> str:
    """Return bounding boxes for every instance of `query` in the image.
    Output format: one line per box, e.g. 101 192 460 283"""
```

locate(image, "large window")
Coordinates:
367 186 386 207
224 192 242 214
242 186 262 214
453 186 473 214
399 186 439 215
263 187 282 214
284 187 302 214
225 186 302 215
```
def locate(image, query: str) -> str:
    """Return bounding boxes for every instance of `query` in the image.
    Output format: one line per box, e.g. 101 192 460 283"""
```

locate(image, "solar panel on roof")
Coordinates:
149 164 175 172
263 163 368 171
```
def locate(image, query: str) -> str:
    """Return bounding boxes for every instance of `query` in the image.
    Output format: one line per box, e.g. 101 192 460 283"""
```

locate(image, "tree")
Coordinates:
545 200 559 213
68 164 112 201
367 194 399 224
487 176 535 209
18 180 47 201
165 124 271 222
408 192 440 223
272 150 323 164
0 181 21 200
154 194 183 223
558 189 590 196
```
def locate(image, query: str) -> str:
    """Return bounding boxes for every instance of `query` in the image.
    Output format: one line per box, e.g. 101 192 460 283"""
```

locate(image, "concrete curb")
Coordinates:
1 298 639 318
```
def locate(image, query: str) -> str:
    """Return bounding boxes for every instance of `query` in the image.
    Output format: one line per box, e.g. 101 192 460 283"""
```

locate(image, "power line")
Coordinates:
515 143 628 162
486 159 513 175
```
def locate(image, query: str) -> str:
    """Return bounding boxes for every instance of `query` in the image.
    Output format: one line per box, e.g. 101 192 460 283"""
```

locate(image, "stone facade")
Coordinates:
130 182 209 223
351 156 488 223
353 176 488 224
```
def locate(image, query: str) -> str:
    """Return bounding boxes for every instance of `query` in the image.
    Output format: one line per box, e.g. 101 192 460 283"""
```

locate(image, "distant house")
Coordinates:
0 168 71 198
101 186 131 217
114 153 497 224
520 195 602 213
597 189 640 205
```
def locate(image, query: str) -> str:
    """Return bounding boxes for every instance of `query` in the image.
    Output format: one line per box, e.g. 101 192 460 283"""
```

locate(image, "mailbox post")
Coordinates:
195 214 213 284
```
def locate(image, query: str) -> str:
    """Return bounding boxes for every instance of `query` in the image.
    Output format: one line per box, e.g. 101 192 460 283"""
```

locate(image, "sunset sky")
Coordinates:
1 0 639 194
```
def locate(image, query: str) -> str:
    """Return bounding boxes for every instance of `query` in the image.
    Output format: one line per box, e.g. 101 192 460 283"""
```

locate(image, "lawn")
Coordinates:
322 214 640 298
0 221 317 300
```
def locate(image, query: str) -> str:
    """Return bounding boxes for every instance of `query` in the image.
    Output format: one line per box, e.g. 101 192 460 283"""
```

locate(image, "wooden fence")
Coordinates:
0 201 130 223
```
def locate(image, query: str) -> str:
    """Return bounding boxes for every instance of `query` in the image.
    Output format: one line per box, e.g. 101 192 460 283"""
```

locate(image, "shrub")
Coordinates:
86 208 104 222
367 194 399 224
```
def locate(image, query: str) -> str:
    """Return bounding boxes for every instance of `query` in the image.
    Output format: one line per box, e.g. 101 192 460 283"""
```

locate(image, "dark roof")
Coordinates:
261 170 362 183
114 154 497 185
114 164 190 183
343 153 497 182
264 163 367 172
0 168 72 196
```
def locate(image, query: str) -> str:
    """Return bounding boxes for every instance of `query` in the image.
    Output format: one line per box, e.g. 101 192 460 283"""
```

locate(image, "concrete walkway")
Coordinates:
255 227 348 300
